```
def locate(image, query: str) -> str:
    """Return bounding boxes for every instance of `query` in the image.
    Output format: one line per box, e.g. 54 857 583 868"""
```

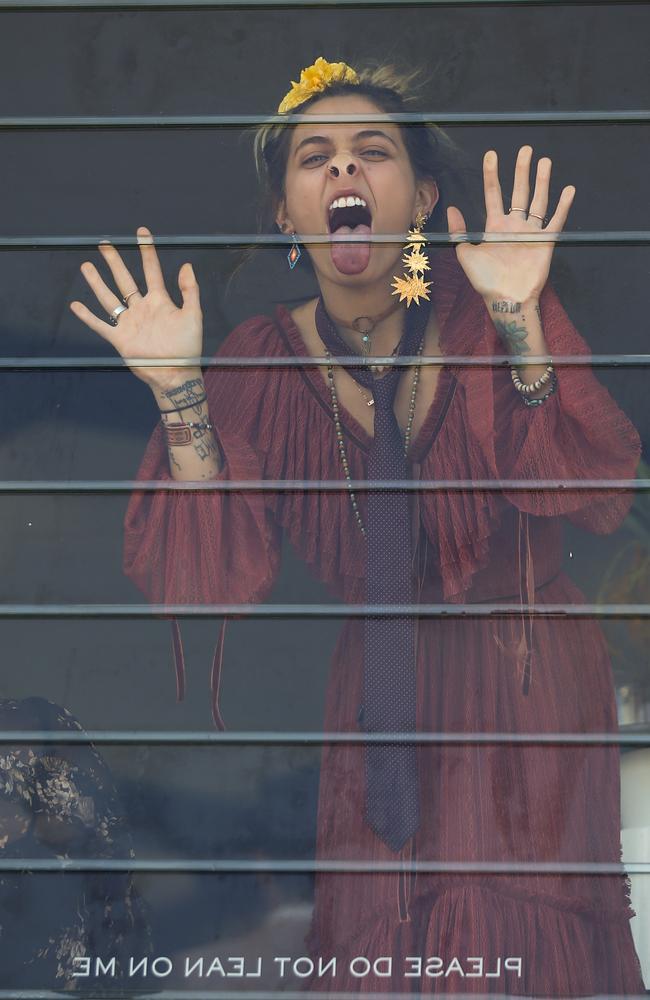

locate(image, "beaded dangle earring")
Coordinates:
287 231 301 270
390 209 432 307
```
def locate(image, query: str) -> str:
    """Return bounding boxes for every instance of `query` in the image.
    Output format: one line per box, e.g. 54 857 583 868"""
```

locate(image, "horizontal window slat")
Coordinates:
0 109 648 127
1 354 649 371
1 602 649 618
0 478 645 493
0 858 646 875
0 729 648 745
0 994 646 1000
0 0 647 10
0 231 648 249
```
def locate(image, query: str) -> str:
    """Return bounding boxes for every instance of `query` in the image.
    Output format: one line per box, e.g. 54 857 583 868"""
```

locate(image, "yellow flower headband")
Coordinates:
277 56 360 114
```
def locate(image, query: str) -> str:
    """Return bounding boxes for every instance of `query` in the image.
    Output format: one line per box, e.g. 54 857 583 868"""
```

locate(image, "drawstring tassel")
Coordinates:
494 510 544 694
515 509 536 695
170 617 186 703
210 618 229 731
170 616 229 729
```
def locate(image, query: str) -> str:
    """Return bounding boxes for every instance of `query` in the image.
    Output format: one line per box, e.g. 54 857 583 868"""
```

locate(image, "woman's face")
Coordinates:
276 93 439 291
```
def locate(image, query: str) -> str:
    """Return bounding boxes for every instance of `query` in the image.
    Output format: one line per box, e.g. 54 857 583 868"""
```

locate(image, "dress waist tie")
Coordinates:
169 616 229 731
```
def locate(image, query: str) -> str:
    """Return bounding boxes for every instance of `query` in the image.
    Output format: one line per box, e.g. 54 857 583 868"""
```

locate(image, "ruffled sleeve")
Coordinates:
481 280 642 534
122 316 284 609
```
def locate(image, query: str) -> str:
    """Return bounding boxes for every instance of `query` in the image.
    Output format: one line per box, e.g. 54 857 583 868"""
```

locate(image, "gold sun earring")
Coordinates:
390 209 432 307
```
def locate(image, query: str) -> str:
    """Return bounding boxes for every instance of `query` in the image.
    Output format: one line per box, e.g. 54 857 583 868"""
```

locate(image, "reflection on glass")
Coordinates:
0 696 151 990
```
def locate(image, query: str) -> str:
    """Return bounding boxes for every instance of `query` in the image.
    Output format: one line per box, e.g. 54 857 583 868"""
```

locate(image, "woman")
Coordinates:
69 59 645 995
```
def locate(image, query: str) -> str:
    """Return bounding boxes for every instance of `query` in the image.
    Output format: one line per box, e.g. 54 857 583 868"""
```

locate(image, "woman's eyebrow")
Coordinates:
293 129 399 158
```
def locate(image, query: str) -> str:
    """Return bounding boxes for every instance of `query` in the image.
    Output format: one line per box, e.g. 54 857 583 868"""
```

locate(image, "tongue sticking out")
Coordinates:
330 224 372 275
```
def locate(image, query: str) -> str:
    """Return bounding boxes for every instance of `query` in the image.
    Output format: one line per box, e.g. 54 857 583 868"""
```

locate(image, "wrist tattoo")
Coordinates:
162 377 203 400
161 377 205 414
491 300 521 314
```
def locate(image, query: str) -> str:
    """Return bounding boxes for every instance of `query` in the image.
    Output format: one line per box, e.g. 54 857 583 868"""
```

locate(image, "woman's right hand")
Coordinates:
69 225 204 393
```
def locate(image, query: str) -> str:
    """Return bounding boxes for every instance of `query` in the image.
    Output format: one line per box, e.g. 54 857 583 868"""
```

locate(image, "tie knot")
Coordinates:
371 372 397 409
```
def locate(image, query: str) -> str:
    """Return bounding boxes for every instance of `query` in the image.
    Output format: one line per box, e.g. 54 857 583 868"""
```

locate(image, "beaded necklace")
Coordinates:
323 337 425 537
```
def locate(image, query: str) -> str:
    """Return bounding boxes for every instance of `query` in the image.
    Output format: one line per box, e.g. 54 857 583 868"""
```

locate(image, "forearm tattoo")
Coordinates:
160 377 221 471
190 425 220 463
167 446 182 472
162 415 220 466
489 300 540 356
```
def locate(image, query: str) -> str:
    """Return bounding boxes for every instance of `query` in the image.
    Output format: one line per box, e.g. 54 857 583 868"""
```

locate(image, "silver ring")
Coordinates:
109 303 128 326
123 289 140 304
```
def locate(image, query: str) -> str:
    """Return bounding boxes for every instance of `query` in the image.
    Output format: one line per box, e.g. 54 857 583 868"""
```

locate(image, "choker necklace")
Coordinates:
323 296 404 357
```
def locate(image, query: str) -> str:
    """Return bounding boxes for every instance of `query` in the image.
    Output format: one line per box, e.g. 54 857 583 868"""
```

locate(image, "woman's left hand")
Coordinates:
447 145 576 302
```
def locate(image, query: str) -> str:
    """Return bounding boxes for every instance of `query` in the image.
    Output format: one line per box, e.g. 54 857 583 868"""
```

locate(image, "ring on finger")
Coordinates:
509 206 527 214
109 303 128 325
123 288 140 305
528 212 546 223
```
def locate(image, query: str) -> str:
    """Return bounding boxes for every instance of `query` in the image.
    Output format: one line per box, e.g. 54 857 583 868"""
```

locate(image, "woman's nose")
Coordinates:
328 158 357 177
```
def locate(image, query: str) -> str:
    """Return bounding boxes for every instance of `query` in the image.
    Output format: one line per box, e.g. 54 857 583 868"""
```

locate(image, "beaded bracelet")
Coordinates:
511 363 554 394
519 371 558 407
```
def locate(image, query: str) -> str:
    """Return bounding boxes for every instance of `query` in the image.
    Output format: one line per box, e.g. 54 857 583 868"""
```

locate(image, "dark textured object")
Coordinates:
0 696 152 992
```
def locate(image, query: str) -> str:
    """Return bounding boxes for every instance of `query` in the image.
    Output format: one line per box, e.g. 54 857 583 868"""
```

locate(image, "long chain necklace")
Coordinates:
324 337 425 537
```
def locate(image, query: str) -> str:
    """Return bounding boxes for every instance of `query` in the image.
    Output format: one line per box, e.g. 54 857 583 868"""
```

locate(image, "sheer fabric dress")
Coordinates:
124 248 646 995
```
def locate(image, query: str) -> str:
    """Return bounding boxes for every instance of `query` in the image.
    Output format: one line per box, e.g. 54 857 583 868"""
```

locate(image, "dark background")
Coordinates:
0 3 648 983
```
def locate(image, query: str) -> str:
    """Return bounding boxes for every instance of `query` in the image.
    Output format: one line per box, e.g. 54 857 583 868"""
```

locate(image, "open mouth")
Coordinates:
327 202 372 233
326 195 373 274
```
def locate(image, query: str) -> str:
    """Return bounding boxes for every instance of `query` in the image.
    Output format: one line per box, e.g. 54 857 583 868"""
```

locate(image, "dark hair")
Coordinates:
225 60 480 296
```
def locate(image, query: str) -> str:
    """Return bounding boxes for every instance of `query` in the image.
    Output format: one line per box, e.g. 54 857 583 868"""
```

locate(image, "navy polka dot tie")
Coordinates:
315 297 431 852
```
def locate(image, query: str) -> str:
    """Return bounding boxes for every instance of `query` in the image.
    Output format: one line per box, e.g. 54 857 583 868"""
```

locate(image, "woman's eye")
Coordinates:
302 149 387 166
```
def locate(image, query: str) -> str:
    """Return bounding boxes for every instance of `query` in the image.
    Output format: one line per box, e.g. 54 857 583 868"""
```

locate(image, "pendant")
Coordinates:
352 316 373 356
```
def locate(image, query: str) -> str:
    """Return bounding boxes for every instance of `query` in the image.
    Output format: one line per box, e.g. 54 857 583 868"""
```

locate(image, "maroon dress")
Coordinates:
123 248 646 995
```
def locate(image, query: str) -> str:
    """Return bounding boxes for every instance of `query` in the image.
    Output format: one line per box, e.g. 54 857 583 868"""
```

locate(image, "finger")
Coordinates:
446 206 468 242
528 157 552 226
137 226 166 292
178 262 201 312
79 260 125 320
98 240 143 303
510 145 533 216
69 299 120 344
483 150 505 220
545 185 576 234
